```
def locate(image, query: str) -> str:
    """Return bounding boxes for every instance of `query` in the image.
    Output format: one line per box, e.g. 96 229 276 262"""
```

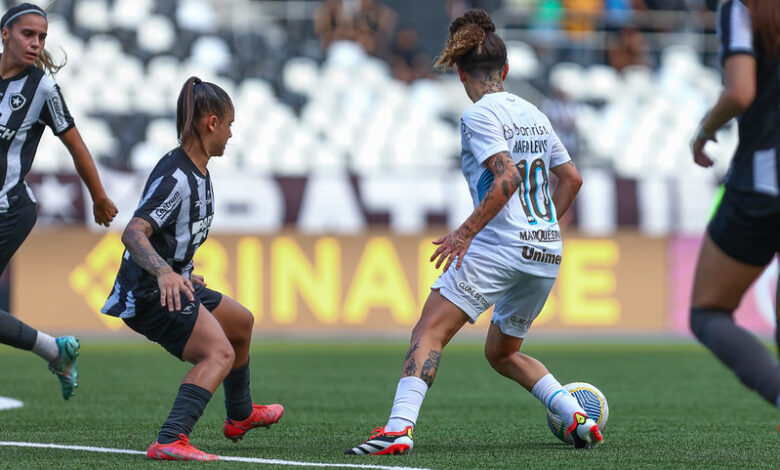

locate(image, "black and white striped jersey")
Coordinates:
0 64 74 211
718 0 780 196
102 147 215 318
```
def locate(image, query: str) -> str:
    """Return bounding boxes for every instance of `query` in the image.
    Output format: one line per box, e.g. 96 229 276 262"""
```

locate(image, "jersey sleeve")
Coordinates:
717 0 755 65
134 175 183 232
39 79 75 136
549 130 572 168
462 105 510 164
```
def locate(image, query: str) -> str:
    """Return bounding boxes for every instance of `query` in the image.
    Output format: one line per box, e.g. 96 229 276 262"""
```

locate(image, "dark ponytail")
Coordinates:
434 9 506 78
176 76 233 144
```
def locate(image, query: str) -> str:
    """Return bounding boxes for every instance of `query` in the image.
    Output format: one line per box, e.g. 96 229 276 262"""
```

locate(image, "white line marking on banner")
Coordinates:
0 441 434 470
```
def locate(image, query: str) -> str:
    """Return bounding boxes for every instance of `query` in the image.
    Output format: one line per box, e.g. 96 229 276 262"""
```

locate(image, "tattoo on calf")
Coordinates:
403 358 418 376
420 350 442 387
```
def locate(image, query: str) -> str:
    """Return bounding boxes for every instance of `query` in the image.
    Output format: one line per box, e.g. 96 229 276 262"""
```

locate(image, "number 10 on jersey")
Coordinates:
516 158 554 225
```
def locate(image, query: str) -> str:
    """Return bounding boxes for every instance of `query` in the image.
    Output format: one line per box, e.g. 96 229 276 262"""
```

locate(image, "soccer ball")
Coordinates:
546 382 609 444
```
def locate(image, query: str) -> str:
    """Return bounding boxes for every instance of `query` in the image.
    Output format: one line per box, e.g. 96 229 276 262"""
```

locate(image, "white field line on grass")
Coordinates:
0 441 435 470
0 396 23 410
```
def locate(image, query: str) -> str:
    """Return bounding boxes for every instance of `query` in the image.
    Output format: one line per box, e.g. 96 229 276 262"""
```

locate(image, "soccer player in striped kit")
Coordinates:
689 0 780 417
0 3 117 400
347 9 601 455
102 77 283 461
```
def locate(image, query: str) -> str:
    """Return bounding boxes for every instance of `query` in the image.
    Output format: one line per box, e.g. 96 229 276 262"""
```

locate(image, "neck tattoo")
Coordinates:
480 73 503 94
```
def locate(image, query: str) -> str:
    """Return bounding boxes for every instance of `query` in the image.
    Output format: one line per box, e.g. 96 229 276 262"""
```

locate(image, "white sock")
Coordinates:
32 332 59 363
531 373 583 424
385 376 428 432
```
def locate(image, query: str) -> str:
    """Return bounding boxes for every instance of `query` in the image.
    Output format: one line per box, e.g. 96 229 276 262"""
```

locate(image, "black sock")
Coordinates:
223 361 253 421
157 383 213 444
691 307 780 406
0 309 37 350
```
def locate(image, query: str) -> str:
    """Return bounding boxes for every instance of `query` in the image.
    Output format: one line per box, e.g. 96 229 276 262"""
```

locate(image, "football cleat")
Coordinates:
147 434 219 461
223 403 284 442
565 411 604 449
48 336 79 400
345 426 414 455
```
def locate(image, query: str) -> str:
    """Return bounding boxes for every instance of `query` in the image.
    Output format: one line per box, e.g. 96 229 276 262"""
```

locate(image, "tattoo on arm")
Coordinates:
122 218 172 277
420 350 441 387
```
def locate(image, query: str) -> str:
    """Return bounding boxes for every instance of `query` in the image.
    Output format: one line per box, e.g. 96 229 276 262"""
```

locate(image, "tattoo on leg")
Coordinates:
404 341 419 361
403 358 418 376
420 350 441 387
401 341 420 376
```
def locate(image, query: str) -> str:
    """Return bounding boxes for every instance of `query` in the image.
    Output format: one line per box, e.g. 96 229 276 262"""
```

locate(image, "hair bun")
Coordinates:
449 9 495 36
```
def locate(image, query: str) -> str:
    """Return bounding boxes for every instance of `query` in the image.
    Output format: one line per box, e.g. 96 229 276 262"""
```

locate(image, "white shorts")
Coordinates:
431 249 555 338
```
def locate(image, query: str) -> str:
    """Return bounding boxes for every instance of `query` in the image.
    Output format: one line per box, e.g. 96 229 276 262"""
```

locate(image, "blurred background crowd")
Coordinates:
14 0 732 237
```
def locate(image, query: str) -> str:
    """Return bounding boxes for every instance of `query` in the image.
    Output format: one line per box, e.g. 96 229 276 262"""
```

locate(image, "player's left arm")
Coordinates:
59 127 118 226
692 55 756 167
430 151 520 272
550 161 583 218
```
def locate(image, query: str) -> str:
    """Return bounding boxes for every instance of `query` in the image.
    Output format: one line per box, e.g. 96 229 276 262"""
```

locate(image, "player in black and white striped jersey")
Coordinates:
102 77 283 461
0 3 118 400
689 0 780 417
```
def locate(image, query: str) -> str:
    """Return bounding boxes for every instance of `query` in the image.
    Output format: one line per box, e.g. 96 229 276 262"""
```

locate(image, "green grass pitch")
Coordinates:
0 340 778 469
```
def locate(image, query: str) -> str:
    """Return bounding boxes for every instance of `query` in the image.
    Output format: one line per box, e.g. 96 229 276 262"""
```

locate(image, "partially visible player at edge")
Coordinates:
347 9 600 455
101 77 283 461
689 0 780 417
0 3 118 400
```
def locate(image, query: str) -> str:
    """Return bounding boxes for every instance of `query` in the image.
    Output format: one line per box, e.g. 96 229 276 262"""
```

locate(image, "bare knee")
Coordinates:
484 342 514 372
233 308 255 344
205 342 235 378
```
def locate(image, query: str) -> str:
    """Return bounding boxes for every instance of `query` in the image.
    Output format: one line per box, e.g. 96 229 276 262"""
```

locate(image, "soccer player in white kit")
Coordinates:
346 9 602 455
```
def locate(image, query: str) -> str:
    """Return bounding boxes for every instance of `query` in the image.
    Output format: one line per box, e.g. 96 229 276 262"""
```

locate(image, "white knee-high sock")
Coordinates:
385 376 428 433
32 332 59 363
531 373 583 423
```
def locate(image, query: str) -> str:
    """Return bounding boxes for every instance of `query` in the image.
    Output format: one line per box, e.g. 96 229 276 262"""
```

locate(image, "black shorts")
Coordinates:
708 187 780 266
123 285 223 360
0 185 37 272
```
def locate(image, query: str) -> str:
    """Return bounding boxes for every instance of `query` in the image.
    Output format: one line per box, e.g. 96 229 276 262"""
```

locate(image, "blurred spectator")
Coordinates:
352 0 398 57
314 0 352 50
562 0 604 38
607 26 650 71
389 26 433 83
542 86 579 159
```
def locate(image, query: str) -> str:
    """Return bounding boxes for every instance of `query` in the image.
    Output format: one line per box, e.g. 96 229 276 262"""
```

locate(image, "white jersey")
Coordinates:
460 91 571 278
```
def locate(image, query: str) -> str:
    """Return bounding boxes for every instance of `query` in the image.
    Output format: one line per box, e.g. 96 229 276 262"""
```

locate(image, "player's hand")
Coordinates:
691 129 717 168
157 270 195 312
191 273 207 287
93 196 118 227
430 228 472 272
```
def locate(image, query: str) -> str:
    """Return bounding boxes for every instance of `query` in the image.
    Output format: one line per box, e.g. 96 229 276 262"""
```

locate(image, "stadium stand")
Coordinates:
21 0 728 235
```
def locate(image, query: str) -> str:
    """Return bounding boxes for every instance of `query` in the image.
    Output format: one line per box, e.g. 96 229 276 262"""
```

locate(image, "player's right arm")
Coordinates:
121 217 195 312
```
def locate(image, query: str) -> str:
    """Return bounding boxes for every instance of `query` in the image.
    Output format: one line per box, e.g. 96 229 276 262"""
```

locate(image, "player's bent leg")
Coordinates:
484 323 603 448
210 295 284 441
347 290 468 455
484 323 548 390
210 295 254 367
149 306 232 459
690 235 780 408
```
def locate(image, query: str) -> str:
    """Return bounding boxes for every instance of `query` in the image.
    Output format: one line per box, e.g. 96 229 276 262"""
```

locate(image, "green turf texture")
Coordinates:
0 340 778 469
